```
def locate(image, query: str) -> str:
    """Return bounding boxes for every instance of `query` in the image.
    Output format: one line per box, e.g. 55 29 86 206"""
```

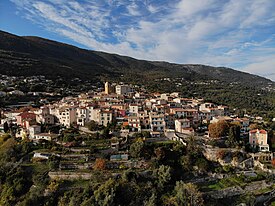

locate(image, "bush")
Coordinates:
216 150 226 159
86 121 99 131
129 141 144 158
94 158 106 170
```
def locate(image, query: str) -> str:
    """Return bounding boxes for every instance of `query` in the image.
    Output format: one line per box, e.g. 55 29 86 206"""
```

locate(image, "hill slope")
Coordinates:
0 30 272 85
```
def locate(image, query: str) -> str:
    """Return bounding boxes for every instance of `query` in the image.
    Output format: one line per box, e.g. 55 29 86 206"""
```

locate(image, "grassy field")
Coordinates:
200 175 247 192
253 184 275 195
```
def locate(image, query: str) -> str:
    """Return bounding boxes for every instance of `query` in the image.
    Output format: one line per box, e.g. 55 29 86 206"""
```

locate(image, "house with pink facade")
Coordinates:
249 129 269 152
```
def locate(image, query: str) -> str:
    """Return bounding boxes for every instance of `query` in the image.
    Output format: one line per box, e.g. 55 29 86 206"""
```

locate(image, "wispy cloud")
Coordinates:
9 0 275 80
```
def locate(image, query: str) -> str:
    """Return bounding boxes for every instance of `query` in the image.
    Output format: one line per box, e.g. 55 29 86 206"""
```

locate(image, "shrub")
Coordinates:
94 158 106 170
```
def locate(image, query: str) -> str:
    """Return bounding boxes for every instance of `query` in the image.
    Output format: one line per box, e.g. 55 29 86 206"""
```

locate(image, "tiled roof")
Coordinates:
17 112 36 119
249 129 267 134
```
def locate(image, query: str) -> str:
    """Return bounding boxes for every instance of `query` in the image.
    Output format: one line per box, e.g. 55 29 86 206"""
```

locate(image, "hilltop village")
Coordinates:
0 82 275 205
1 82 272 150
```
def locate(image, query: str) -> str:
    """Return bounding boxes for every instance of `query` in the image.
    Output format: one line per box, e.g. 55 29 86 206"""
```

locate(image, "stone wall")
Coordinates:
49 171 93 180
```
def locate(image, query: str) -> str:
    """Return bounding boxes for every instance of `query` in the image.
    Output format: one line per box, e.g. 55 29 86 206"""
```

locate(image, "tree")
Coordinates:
94 158 106 170
270 121 275 130
154 165 172 189
216 149 226 159
208 120 229 138
143 193 157 206
85 120 99 131
48 155 60 170
129 141 144 158
249 123 259 130
181 155 193 172
195 158 209 173
237 193 256 206
227 124 241 147
154 147 165 161
47 180 60 193
101 127 110 139
94 179 117 206
80 198 95 206
174 181 203 206
3 122 9 133
141 131 151 138
0 133 11 145
0 137 18 162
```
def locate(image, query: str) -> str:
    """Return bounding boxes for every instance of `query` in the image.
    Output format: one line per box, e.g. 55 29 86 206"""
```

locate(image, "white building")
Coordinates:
36 107 55 125
32 133 58 141
76 107 88 126
57 107 77 127
99 110 113 126
29 125 41 138
129 104 139 114
175 119 194 134
115 85 133 95
149 112 165 132
127 116 141 131
249 129 269 152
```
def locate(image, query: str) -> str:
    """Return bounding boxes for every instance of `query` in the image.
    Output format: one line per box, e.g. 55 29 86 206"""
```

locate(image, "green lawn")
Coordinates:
201 175 247 192
85 138 110 146
59 179 91 189
253 184 275 195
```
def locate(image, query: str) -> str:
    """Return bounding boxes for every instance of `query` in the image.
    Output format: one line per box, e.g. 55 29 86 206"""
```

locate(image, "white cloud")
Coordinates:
127 2 141 16
176 0 218 17
147 4 157 13
243 55 275 81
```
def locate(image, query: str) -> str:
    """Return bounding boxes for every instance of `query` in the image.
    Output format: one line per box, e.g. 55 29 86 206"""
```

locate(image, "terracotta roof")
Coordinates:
215 116 232 121
101 110 112 114
123 122 129 126
176 119 190 122
127 116 139 119
17 112 36 119
171 108 197 112
250 129 267 134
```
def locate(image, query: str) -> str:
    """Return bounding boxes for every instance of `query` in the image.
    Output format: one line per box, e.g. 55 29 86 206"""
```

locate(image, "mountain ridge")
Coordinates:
0 30 272 85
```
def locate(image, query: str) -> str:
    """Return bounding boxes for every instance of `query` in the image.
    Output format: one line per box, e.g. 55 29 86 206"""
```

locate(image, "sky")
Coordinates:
0 0 275 81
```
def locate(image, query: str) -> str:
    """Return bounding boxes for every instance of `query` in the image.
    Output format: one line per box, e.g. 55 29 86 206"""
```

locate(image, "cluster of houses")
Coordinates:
0 82 271 152
0 74 55 97
209 116 269 152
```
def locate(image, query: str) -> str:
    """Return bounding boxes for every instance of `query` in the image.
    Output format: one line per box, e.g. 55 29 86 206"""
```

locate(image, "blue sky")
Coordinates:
1 0 275 81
